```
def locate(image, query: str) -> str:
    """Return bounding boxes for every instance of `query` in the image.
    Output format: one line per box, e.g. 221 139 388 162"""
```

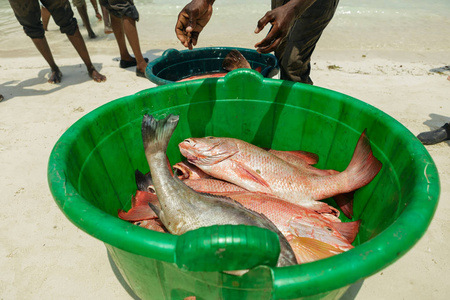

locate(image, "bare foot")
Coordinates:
447 75 450 81
136 60 148 76
88 30 97 39
48 69 63 84
104 26 113 34
88 67 106 82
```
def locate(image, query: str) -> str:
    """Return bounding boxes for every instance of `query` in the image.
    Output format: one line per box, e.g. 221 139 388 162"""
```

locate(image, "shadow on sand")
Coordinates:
0 63 105 102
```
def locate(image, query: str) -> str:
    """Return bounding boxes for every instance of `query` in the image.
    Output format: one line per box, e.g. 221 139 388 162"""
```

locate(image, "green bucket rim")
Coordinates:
47 69 440 298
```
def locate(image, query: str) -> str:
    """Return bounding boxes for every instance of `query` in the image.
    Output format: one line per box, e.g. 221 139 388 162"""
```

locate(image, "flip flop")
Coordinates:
120 57 149 68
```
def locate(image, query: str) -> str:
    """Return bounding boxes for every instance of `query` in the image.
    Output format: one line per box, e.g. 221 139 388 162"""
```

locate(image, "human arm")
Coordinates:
90 0 102 21
175 0 215 50
254 0 316 53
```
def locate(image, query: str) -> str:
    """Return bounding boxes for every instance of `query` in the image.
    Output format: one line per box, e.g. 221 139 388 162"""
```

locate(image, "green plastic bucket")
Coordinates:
145 47 279 85
48 70 439 300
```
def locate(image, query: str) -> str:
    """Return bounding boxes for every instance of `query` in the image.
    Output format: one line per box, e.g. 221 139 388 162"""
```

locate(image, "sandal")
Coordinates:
120 57 149 69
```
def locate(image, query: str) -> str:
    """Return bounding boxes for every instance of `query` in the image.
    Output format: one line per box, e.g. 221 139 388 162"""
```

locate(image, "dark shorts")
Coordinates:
99 0 139 21
9 0 77 39
72 0 87 8
272 0 339 84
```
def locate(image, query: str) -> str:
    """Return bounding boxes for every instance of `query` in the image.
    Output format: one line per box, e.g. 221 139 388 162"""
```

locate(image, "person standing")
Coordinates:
175 0 339 85
100 0 148 77
10 0 106 83
72 0 101 39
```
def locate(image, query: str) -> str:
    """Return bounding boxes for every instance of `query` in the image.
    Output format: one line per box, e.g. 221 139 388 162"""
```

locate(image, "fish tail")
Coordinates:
141 114 180 155
344 129 382 191
332 192 354 219
331 220 361 243
288 236 344 264
222 49 251 72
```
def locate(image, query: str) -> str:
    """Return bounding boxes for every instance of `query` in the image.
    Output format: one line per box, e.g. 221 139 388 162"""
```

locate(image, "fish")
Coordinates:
177 49 259 82
173 160 212 180
117 190 159 221
118 170 160 221
141 113 298 267
177 72 228 82
133 219 167 233
267 149 355 217
222 49 251 71
266 149 338 177
178 131 382 213
134 171 358 263
288 236 344 263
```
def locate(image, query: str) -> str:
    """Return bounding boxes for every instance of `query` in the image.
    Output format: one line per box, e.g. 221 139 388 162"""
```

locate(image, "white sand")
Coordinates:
1 4 449 300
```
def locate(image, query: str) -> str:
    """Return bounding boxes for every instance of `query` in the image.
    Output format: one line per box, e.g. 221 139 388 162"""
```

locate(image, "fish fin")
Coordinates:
333 192 354 218
343 129 382 191
232 160 271 189
289 236 344 264
134 190 159 207
148 202 162 218
142 114 179 155
135 169 155 193
268 150 319 165
131 194 137 208
332 220 361 243
118 205 158 221
135 219 167 233
222 49 251 72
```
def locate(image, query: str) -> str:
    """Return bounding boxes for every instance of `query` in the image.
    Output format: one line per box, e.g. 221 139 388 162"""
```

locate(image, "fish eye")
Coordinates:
183 139 191 144
207 136 214 139
325 227 333 232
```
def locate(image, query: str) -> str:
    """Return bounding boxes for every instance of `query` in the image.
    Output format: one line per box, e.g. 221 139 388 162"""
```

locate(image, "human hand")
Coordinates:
175 0 214 50
96 12 102 21
254 4 298 54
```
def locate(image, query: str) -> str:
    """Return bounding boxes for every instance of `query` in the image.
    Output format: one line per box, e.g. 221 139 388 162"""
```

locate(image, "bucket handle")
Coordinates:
174 224 280 272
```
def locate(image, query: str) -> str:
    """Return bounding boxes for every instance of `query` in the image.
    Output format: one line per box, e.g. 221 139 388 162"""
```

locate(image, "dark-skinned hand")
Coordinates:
254 4 298 54
175 0 214 50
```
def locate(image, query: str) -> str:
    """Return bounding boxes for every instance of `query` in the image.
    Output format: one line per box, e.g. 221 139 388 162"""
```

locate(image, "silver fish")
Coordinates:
141 114 297 267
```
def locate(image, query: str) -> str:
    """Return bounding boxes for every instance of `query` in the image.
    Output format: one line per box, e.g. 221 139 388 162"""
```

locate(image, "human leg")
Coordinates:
101 5 113 34
43 0 105 82
102 0 147 73
9 0 62 83
66 27 106 82
31 38 63 83
122 16 147 75
41 6 51 30
109 13 134 62
274 0 339 84
75 2 97 38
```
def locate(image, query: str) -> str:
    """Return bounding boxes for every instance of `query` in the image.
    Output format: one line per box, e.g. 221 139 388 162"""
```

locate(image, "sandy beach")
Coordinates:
1 1 449 299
